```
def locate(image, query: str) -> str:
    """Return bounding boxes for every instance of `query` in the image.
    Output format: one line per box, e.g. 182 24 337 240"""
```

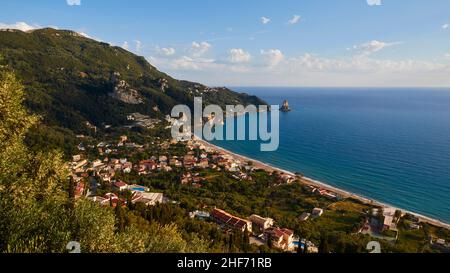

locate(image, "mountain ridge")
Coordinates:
0 28 267 153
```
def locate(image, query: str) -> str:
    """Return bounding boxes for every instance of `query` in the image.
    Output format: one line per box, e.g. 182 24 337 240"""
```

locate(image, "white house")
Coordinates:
312 208 324 217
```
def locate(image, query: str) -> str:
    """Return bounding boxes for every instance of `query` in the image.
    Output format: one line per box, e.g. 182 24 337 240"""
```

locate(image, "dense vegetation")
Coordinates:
0 28 266 155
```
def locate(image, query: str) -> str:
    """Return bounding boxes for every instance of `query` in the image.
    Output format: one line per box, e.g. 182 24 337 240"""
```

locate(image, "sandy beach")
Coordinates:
194 137 450 230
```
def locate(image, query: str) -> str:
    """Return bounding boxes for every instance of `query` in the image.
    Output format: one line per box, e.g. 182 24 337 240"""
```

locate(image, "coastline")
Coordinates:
194 137 450 230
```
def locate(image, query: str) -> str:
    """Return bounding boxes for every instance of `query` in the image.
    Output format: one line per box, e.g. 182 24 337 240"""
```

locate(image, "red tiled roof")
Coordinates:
281 228 294 236
211 208 250 230
114 181 128 188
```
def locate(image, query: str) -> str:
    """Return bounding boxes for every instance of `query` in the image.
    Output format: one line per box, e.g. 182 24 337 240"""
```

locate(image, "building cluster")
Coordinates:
69 135 265 202
210 208 317 252
381 208 398 232
299 208 324 222
68 135 334 253
69 136 169 207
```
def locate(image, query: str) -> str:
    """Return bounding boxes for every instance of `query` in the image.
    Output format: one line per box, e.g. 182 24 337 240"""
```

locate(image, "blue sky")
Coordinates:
1 0 450 87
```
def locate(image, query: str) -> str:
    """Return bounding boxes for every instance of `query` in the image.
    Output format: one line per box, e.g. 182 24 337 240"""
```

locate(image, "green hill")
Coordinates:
0 28 266 146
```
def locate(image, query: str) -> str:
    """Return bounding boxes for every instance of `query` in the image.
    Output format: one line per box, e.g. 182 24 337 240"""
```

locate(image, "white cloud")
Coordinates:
229 48 251 63
286 53 445 73
353 40 400 56
149 49 450 87
135 40 143 52
170 56 216 71
122 41 129 50
367 0 381 6
288 15 301 25
67 0 81 6
442 24 449 30
146 39 448 87
0 22 40 32
149 53 252 74
190 41 211 57
161 47 176 56
261 49 285 66
261 17 271 25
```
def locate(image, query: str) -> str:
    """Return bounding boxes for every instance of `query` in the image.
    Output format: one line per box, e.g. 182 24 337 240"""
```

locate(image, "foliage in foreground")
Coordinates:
0 68 208 253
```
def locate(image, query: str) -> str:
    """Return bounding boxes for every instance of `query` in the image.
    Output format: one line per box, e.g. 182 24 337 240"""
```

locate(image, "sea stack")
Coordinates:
280 100 291 112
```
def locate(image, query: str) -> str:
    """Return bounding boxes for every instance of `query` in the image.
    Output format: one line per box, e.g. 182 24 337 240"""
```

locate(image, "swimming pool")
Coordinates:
131 187 146 192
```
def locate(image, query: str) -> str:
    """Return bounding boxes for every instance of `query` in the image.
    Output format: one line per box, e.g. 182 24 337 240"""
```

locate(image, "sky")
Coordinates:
1 0 450 87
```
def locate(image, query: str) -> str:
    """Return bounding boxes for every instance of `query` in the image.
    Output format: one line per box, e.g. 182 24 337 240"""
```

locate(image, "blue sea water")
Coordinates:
210 88 450 224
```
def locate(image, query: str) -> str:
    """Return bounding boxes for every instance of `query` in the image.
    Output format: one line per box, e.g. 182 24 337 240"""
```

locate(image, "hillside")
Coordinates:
0 28 266 152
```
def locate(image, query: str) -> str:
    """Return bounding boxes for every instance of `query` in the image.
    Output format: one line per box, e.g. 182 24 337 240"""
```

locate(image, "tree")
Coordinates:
395 210 402 219
145 223 208 253
319 233 330 253
0 68 146 253
242 231 250 252
296 243 303 254
72 198 116 252
304 243 309 254
267 233 273 249
115 203 126 232
0 68 70 252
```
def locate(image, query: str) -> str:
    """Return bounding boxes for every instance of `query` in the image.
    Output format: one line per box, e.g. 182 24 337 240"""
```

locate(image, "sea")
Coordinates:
210 87 450 224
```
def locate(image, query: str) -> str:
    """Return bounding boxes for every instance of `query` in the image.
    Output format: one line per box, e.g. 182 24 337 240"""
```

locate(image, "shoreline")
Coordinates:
194 137 450 230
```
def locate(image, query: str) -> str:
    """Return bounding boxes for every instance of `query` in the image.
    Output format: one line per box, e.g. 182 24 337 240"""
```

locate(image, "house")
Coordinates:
123 162 133 173
217 158 228 167
280 174 295 184
382 216 394 231
312 208 324 217
317 189 339 200
90 196 108 205
74 182 85 198
72 155 82 162
189 210 210 220
265 227 294 250
110 158 120 164
74 159 88 170
436 238 446 246
159 155 168 163
197 158 209 168
77 143 85 151
169 158 182 167
381 207 397 231
304 240 318 253
249 214 274 231
181 173 192 184
299 212 311 221
119 158 127 164
210 208 252 233
192 175 203 183
100 168 115 182
183 155 196 169
102 193 126 207
119 135 128 143
113 181 129 191
131 192 163 206
140 160 157 171
227 162 240 172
